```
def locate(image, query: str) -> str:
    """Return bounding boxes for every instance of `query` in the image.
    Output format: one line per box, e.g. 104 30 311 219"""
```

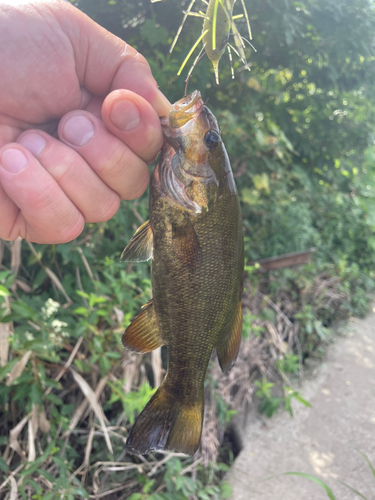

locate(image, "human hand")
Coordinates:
0 0 172 244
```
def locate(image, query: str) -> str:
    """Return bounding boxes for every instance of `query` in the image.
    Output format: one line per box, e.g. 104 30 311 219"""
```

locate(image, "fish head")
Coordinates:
160 91 229 212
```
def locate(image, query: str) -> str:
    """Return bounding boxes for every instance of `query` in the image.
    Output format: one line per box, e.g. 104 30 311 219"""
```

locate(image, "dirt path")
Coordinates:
227 306 375 499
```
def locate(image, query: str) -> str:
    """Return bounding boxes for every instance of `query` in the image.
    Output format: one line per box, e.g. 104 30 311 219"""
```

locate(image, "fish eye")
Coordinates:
204 130 220 149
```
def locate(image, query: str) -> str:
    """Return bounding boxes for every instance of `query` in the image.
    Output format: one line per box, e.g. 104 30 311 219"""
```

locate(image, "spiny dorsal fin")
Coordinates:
122 299 164 353
216 301 243 374
121 220 153 262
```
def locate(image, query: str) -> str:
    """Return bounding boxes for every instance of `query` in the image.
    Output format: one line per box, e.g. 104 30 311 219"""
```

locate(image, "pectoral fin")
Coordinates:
122 299 164 353
121 220 153 262
172 215 202 273
216 302 243 374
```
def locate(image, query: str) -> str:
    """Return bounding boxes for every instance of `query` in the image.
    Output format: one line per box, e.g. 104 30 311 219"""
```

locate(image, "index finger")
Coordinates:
60 2 172 116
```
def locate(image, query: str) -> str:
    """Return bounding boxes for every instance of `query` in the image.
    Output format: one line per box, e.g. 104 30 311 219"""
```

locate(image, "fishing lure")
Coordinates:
169 0 254 85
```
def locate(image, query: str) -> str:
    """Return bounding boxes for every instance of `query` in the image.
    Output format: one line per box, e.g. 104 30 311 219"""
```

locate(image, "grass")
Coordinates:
287 451 375 499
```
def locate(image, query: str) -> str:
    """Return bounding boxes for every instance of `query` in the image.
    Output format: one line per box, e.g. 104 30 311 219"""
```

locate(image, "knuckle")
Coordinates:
87 194 120 223
141 134 159 161
26 181 60 212
95 146 131 181
49 152 80 184
127 47 150 69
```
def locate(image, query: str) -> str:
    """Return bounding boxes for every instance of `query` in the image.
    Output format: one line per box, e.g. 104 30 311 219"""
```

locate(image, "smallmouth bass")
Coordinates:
121 90 244 455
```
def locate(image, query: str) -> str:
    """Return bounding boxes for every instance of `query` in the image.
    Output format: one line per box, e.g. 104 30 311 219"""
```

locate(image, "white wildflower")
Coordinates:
41 298 60 319
49 332 57 342
25 331 34 341
51 319 68 333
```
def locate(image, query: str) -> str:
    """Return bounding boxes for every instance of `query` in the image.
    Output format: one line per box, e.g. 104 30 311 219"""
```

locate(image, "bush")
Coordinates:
1 0 375 497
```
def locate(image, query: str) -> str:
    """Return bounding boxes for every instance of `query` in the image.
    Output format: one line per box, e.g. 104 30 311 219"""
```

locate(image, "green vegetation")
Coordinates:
1 0 375 498
287 450 375 499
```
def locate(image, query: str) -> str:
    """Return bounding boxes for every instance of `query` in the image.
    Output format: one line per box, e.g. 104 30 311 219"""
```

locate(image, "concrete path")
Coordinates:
228 306 375 499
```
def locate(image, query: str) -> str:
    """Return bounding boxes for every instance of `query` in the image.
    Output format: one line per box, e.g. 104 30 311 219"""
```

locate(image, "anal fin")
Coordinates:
122 299 163 353
121 220 153 262
216 301 243 374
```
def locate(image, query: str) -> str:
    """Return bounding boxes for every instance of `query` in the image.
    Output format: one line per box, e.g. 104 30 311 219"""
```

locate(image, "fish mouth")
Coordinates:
160 90 203 130
160 91 215 186
161 90 204 155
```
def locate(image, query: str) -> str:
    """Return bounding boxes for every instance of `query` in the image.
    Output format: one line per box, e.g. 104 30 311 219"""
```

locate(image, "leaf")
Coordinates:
338 481 368 499
357 450 375 479
241 188 260 206
26 241 72 304
23 478 42 495
285 473 336 499
247 77 262 91
41 493 54 500
0 285 10 297
73 307 89 316
291 392 312 408
198 492 210 500
253 173 270 193
220 481 233 499
10 302 37 320
6 351 32 386
0 456 9 471
37 469 54 483
99 355 112 375
105 351 122 359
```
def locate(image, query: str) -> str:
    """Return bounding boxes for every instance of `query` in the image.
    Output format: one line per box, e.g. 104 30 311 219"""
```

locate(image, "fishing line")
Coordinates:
184 51 207 96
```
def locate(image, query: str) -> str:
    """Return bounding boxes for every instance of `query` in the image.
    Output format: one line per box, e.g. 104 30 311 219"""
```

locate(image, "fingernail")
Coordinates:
19 133 46 157
153 89 173 117
1 149 28 173
110 99 141 131
62 115 95 146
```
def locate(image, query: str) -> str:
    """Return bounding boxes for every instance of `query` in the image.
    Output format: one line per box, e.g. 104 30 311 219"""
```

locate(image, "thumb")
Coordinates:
59 1 171 117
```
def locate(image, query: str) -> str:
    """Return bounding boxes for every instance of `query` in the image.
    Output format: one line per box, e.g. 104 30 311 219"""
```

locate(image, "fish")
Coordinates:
121 90 244 455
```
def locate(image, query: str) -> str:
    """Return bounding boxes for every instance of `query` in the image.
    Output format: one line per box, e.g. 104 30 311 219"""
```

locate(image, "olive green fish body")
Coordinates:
151 166 242 390
121 91 243 455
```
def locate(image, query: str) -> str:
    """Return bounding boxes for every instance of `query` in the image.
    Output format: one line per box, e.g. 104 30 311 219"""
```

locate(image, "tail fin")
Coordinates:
126 386 203 456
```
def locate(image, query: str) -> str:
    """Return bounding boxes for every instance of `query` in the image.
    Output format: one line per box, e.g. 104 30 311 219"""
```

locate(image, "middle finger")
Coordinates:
58 109 154 199
18 130 121 223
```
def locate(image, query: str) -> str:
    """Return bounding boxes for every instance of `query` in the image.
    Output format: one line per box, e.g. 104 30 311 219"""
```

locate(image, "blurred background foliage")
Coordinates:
1 0 375 498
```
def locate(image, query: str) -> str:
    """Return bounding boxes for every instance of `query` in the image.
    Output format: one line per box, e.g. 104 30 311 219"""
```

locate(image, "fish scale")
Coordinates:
121 90 243 455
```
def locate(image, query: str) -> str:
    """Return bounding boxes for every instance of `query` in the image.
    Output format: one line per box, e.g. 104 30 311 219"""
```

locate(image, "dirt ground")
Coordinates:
227 305 375 500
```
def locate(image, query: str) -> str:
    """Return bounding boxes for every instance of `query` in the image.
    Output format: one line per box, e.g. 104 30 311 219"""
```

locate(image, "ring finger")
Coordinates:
18 130 121 224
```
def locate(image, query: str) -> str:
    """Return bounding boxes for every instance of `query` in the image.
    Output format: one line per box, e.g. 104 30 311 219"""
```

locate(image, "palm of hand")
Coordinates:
0 0 170 244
